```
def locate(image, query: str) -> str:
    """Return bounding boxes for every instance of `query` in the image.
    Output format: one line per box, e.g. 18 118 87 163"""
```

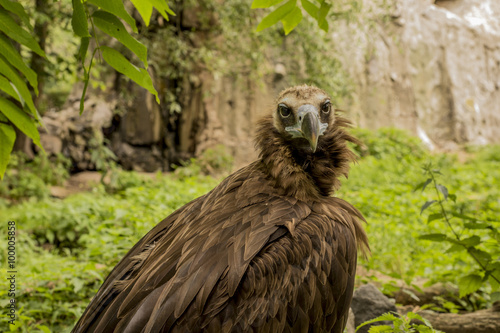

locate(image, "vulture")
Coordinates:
73 85 369 333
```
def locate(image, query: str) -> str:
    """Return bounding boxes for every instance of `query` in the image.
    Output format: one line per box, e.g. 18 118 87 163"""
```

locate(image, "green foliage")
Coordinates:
350 127 428 161
466 144 500 162
417 165 500 300
251 0 372 34
75 0 170 112
173 144 234 178
0 152 70 202
100 46 158 103
356 311 442 333
252 0 328 34
0 0 175 179
0 0 46 178
339 129 500 311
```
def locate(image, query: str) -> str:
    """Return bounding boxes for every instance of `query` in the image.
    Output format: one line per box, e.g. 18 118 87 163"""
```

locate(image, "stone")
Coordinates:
121 75 163 146
351 283 397 333
39 134 62 155
333 0 500 147
346 307 356 333
39 93 115 171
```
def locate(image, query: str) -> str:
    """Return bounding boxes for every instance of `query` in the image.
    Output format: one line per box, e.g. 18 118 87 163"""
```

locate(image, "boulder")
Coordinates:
351 283 397 333
39 96 115 171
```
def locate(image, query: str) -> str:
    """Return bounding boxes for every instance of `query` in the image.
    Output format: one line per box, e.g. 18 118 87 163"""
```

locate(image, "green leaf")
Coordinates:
464 221 489 229
0 55 37 116
46 229 55 244
356 312 398 332
469 248 491 265
491 291 500 302
0 75 20 101
317 0 331 32
72 0 90 37
88 0 138 33
418 233 447 242
0 34 38 93
489 270 500 292
0 8 45 57
368 325 393 332
251 0 284 8
0 0 32 29
67 230 76 242
78 37 90 61
406 312 432 327
0 122 15 180
436 184 448 200
36 325 51 333
301 0 319 19
427 212 443 223
147 0 175 20
461 235 481 247
445 243 465 253
130 0 153 26
448 193 457 202
420 200 436 215
0 97 42 150
452 212 477 221
72 277 84 293
93 11 148 68
256 0 296 32
282 6 302 34
458 274 482 297
422 178 432 192
100 46 159 103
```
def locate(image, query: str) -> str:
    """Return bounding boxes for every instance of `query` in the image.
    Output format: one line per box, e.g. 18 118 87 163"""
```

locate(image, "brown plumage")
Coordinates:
72 85 369 333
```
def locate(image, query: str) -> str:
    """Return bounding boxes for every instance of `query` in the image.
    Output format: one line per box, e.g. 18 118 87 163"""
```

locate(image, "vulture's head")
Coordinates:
273 85 333 154
256 85 359 200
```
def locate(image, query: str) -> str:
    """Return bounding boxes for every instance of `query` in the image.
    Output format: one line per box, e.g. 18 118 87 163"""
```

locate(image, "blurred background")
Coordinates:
1 0 500 332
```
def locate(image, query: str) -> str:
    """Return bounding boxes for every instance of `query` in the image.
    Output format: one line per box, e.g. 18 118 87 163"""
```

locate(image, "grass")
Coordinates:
0 128 499 331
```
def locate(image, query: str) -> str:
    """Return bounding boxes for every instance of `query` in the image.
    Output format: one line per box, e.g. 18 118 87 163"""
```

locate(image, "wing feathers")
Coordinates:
73 161 365 333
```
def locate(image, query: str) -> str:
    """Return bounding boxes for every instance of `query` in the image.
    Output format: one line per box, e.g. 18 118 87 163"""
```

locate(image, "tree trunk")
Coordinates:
31 0 50 110
415 309 500 333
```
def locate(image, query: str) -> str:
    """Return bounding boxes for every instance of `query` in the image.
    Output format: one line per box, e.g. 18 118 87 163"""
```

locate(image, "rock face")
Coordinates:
39 0 500 172
351 283 397 333
39 96 115 171
335 0 500 149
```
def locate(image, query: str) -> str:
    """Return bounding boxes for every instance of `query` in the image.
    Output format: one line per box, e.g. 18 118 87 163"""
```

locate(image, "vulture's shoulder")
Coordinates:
72 162 315 332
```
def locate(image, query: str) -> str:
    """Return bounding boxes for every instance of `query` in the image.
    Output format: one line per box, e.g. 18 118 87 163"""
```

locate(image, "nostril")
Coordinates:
299 116 302 121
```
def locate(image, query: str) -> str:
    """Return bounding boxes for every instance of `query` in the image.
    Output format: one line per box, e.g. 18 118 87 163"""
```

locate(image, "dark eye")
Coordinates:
278 104 291 118
321 100 331 114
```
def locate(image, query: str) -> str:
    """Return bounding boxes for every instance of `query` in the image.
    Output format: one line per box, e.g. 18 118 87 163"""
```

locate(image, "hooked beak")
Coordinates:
285 104 328 153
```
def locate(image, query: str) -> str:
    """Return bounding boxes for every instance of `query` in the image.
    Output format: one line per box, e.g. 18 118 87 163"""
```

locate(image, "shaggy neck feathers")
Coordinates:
255 113 359 202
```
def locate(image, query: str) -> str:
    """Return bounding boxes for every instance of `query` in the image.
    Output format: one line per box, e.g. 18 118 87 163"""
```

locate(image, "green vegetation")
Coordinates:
0 152 70 203
355 311 442 333
1 128 499 332
343 128 500 310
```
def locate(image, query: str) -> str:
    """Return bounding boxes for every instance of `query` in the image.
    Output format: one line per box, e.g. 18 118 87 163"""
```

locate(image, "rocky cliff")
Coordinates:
39 0 500 171
336 0 500 149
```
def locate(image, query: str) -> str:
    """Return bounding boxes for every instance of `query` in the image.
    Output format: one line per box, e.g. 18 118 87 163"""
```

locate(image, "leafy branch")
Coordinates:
251 0 335 35
356 311 442 333
416 163 500 299
0 0 175 180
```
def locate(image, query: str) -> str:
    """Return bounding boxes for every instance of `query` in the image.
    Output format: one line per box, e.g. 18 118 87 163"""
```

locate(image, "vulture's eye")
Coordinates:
278 104 291 118
321 101 331 114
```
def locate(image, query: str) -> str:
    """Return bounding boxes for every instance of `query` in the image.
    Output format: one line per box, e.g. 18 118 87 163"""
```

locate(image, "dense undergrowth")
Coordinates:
1 128 499 332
